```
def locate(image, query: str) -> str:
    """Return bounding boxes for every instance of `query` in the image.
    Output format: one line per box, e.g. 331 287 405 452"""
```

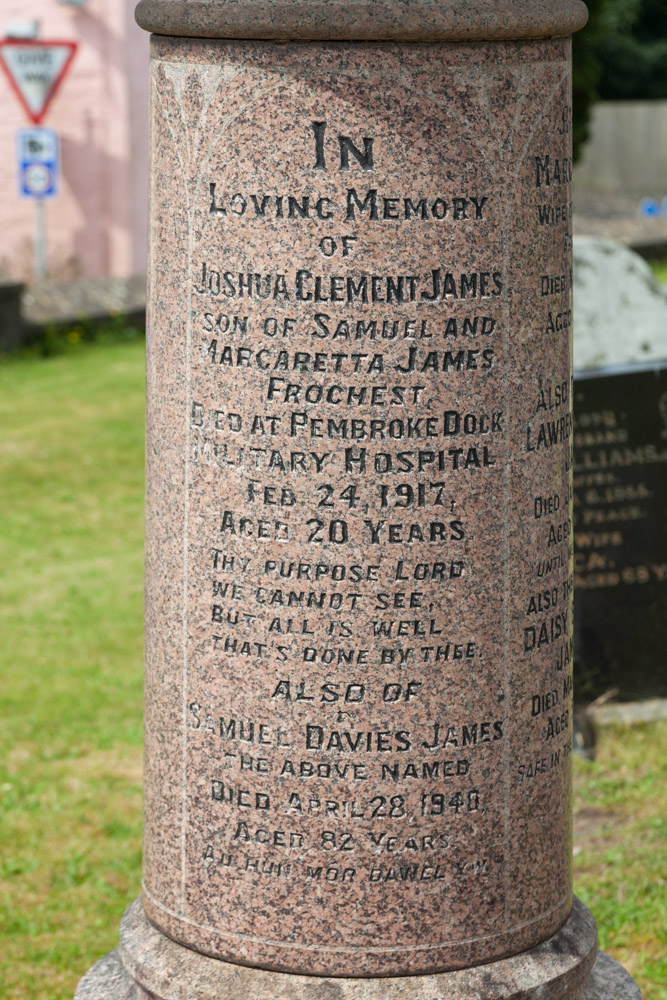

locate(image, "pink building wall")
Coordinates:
0 0 149 281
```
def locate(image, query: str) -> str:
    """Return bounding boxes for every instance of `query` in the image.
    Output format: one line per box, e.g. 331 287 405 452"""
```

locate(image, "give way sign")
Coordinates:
0 40 77 124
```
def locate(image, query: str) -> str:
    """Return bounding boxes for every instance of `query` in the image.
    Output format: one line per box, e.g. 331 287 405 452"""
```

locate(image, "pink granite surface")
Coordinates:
77 896 599 1000
135 0 589 42
142 34 576 976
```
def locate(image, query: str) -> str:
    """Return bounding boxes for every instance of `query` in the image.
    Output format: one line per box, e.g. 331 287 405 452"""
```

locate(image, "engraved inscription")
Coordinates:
143 40 576 973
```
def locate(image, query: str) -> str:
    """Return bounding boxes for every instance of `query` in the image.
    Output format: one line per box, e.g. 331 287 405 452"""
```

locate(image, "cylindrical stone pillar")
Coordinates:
76 2 642 998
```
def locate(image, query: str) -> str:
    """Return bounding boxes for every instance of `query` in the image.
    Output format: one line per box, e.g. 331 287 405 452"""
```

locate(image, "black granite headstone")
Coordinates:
573 362 667 700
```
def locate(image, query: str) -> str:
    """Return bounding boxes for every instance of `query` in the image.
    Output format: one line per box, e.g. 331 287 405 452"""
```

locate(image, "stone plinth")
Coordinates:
75 1 642 997
76 900 640 1000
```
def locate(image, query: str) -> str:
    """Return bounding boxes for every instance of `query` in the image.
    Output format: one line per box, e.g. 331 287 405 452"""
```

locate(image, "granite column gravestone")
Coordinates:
77 2 641 997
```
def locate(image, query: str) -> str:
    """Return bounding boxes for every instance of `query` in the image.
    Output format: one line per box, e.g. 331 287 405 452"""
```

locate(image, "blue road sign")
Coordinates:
639 197 661 218
17 126 59 198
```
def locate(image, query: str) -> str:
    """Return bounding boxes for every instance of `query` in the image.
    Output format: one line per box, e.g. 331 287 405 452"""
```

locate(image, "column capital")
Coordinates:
135 0 588 42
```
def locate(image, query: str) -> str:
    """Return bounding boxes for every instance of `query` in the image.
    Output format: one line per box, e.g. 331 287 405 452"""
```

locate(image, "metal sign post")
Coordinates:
35 200 47 282
0 39 76 282
17 127 60 280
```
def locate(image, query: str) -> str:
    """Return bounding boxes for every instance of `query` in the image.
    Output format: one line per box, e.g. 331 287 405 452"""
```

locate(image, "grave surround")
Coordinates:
76 2 642 997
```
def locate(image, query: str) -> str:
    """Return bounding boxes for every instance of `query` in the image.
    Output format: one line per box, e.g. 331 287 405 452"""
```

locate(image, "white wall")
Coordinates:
574 100 667 196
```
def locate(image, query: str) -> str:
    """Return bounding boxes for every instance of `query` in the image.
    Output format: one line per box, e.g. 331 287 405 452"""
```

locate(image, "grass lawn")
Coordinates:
0 341 665 998
649 258 667 285
0 341 144 998
574 727 667 998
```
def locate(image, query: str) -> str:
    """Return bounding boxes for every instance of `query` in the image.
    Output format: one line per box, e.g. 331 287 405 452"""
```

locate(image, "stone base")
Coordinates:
74 896 641 1000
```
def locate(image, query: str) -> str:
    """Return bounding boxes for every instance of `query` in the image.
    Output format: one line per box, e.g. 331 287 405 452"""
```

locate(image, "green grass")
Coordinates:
649 257 667 285
573 723 667 999
0 341 665 998
0 341 144 999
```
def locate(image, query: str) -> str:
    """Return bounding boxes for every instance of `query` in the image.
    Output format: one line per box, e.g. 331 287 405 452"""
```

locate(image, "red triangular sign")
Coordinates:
0 40 77 124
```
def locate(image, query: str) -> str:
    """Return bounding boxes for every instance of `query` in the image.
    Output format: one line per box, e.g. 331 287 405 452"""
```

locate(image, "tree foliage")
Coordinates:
596 0 667 100
572 0 609 161
571 0 667 161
